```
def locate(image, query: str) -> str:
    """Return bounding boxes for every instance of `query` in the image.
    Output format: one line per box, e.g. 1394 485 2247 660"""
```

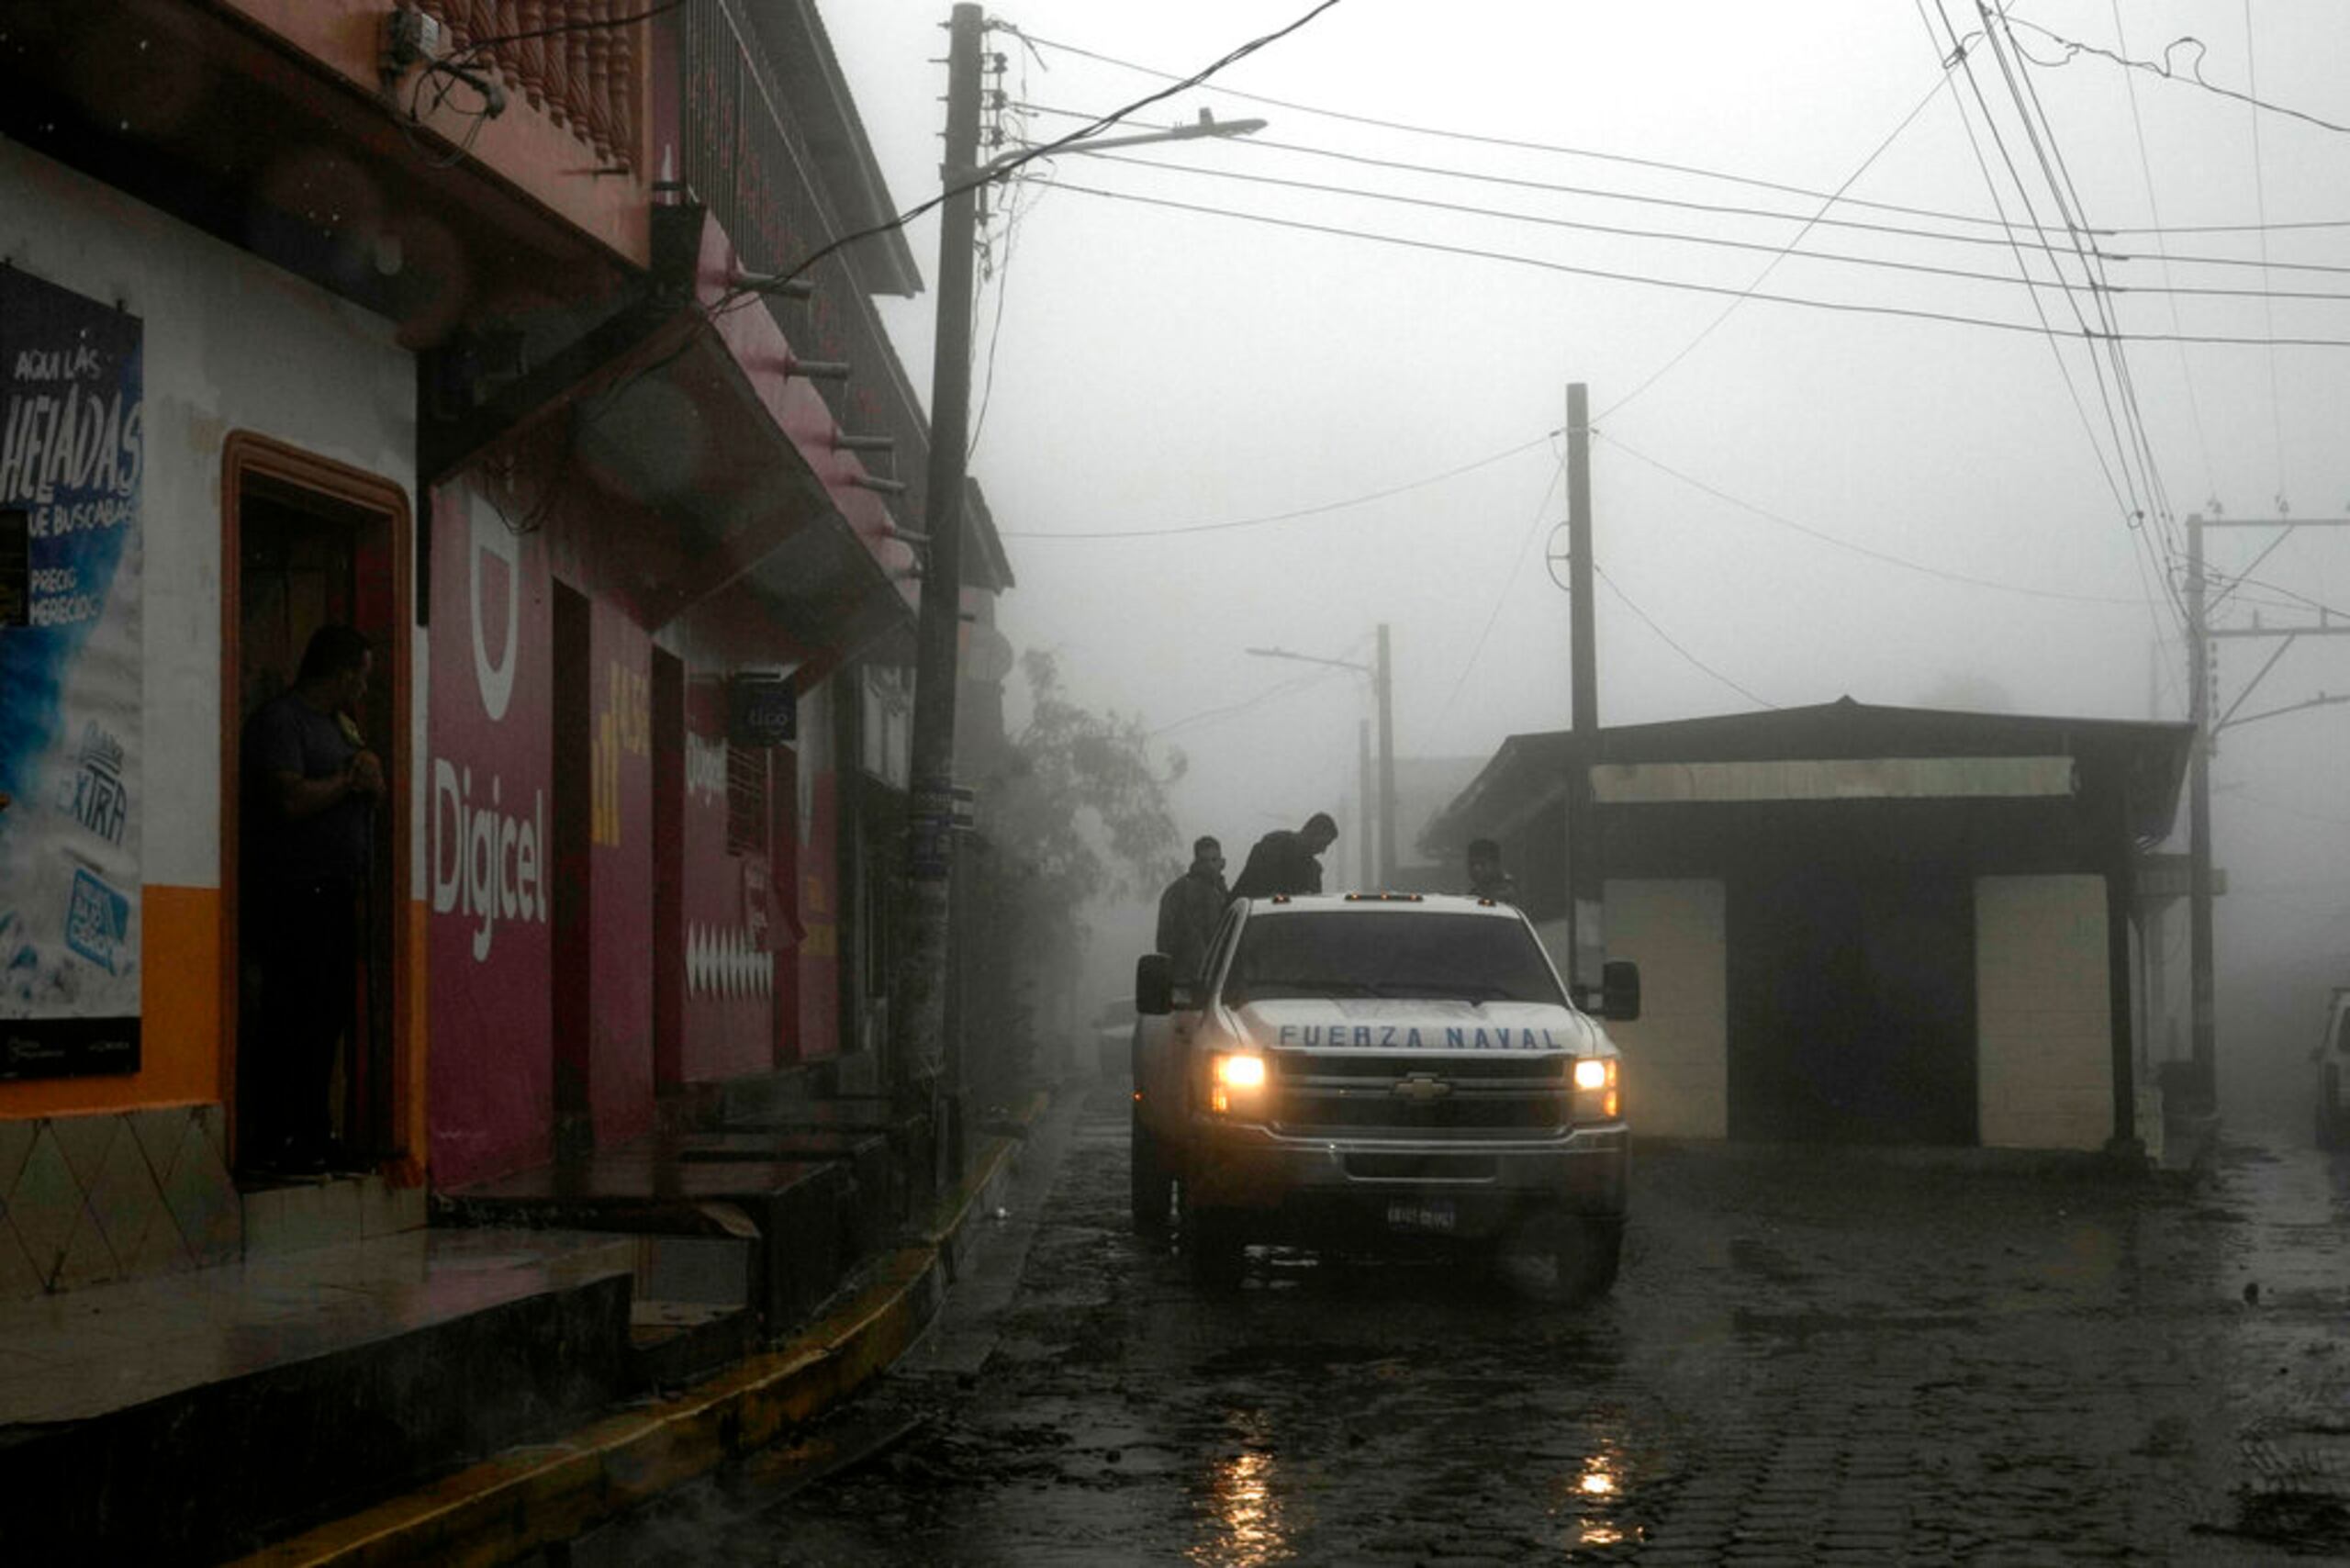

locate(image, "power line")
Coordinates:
1435 442 1566 726
1015 175 2350 350
2006 16 2350 139
1056 144 2350 307
1595 431 2150 607
1013 26 2048 236
759 0 1350 297
2112 0 2217 502
1017 98 2350 283
998 431 1558 540
1594 564 1778 711
2243 1 2288 508
1601 68 1955 421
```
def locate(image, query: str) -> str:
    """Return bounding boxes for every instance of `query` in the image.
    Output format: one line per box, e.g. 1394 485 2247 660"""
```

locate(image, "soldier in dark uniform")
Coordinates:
1155 836 1229 982
1230 812 1338 899
1467 837 1518 902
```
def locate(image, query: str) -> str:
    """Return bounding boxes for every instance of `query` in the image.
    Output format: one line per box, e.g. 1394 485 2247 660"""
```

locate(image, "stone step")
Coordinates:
0 1227 636 1564
440 1151 854 1329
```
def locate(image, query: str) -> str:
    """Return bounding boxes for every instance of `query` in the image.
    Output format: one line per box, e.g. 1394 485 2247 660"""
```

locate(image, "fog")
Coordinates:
819 2 2350 1118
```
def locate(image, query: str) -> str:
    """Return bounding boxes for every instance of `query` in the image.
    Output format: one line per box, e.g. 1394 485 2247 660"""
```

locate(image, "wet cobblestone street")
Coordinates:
622 1081 2350 1565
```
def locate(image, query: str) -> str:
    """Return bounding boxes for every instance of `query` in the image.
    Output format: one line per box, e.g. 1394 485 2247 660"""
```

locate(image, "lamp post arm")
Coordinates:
1245 645 1372 677
982 114 1267 178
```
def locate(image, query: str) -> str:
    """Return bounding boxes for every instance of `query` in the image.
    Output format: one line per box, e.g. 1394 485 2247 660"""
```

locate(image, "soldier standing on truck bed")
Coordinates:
1231 812 1338 899
1156 835 1229 982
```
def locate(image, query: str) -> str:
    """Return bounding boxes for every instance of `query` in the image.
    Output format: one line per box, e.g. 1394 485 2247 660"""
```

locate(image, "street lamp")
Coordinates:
897 3 1268 1171
1246 623 1395 886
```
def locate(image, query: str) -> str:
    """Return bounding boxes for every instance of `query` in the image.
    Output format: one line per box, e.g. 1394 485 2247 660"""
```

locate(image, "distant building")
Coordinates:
1428 699 2191 1153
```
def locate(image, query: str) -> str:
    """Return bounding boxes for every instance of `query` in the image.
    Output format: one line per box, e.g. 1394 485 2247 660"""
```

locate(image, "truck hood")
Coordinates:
1230 997 1605 1055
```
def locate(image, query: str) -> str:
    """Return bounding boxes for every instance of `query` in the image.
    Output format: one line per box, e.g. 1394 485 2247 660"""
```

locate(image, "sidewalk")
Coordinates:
0 1076 1064 1566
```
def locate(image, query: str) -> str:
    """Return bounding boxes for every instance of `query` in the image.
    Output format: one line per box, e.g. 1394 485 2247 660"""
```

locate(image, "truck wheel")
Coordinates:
1554 1216 1623 1300
1130 1109 1174 1234
1187 1204 1246 1290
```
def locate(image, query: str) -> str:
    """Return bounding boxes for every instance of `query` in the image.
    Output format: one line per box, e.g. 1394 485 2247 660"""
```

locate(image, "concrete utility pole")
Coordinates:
1562 382 1601 1001
1358 719 1373 888
2185 513 2213 1107
1248 637 1395 884
2187 510 2350 1113
894 2 985 1154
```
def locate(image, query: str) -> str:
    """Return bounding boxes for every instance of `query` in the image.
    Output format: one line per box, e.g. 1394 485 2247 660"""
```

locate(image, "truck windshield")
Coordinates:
1224 912 1568 1005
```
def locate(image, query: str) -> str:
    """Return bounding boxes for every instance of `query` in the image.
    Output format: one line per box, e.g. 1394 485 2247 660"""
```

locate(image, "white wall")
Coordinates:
1539 879 1729 1139
0 138 417 890
1976 874 2114 1150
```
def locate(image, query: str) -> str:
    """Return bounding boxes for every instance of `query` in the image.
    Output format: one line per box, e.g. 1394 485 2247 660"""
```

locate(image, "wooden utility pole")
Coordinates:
894 2 985 1160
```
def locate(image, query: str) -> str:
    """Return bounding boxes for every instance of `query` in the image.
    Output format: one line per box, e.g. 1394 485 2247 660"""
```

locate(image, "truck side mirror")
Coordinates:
1136 953 1173 1016
1599 959 1640 1023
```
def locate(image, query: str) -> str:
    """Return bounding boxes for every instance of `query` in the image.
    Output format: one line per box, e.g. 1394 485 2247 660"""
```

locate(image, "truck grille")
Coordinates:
1270 1053 1568 1137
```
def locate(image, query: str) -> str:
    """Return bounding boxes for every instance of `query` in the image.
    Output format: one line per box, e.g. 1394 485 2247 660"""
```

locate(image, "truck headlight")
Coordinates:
1210 1051 1268 1114
1572 1056 1620 1121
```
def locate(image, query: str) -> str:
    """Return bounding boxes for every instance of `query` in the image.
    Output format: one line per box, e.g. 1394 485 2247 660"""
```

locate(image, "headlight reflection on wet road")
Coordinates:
1191 1447 1287 1567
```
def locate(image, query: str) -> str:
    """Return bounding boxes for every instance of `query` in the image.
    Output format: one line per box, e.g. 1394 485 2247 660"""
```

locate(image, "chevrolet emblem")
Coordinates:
1392 1073 1452 1103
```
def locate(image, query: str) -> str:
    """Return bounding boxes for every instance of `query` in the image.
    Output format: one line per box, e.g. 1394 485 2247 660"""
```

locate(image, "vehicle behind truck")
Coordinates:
1130 891 1639 1293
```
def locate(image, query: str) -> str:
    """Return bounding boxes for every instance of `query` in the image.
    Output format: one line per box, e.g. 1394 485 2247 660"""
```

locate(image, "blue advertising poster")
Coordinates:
0 264 144 1079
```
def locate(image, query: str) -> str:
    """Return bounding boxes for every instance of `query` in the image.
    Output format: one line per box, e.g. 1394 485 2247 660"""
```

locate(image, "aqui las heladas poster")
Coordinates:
0 263 144 1079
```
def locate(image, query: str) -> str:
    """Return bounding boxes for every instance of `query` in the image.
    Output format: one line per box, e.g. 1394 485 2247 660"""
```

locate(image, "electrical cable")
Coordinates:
755 0 1349 299
1011 26 2047 236
1594 564 1779 711
2004 16 2350 138
2243 1 2288 510
1015 98 2350 283
997 430 1559 540
2112 0 2217 504
1933 0 2147 539
1595 430 2151 606
1059 146 2350 307
1434 442 1567 728
1013 174 2350 351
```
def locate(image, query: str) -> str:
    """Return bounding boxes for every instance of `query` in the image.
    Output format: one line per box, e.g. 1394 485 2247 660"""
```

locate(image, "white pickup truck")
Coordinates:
1131 891 1639 1293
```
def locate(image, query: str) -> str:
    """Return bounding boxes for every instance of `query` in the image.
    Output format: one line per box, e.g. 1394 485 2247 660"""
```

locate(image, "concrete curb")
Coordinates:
223 1090 1049 1568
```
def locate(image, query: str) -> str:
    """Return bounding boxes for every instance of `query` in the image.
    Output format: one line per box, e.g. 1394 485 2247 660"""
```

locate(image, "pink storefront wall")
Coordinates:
588 601 655 1148
678 674 775 1081
427 483 555 1189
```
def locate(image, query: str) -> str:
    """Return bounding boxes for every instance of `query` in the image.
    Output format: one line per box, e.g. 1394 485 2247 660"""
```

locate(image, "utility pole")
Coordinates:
895 2 985 1164
1562 382 1601 1001
2185 513 2213 1110
895 22 1263 1163
1358 719 1372 889
1248 639 1395 884
2187 509 2350 1115
1376 622 1396 885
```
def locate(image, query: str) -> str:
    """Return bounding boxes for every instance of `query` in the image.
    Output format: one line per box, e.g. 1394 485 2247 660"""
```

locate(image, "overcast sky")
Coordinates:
818 0 2350 1090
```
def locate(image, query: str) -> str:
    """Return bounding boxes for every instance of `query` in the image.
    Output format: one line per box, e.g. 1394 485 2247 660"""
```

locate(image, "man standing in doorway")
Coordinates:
241 625 383 1175
1155 835 1228 982
1231 812 1339 899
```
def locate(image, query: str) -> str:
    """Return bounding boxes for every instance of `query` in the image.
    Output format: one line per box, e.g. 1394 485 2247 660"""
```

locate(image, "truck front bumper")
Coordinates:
1183 1117 1628 1244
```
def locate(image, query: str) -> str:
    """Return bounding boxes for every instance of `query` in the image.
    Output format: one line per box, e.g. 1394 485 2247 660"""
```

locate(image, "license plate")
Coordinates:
1386 1198 1456 1234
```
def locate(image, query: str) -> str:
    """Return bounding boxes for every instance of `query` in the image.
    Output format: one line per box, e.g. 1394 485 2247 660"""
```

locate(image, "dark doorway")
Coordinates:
550 582 593 1159
1728 850 1976 1145
224 440 408 1176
